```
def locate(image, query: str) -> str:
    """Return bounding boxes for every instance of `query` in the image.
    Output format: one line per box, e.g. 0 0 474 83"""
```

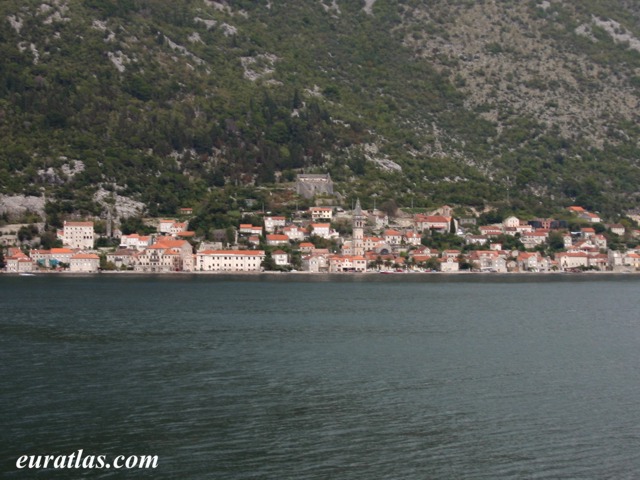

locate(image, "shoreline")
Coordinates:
3 269 640 277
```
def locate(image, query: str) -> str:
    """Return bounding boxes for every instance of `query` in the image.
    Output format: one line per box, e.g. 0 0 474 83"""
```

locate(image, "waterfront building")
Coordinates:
69 253 100 273
135 247 182 273
328 255 367 273
4 248 34 273
556 252 589 271
30 249 51 267
624 253 640 270
517 252 543 272
439 257 460 273
196 250 265 272
301 254 329 273
588 254 609 270
106 249 138 269
50 248 75 267
468 251 507 272
272 250 289 266
134 238 193 272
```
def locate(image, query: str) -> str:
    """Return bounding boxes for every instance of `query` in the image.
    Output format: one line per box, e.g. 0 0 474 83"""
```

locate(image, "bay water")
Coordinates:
2 274 640 479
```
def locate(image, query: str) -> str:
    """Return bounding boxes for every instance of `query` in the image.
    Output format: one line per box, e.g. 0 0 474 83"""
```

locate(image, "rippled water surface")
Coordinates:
2 274 640 479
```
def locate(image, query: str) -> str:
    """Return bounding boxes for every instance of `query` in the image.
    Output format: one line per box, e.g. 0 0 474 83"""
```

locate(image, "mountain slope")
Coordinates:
2 0 640 225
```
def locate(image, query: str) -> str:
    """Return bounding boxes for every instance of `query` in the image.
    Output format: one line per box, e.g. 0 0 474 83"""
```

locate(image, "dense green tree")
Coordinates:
120 216 156 235
261 252 276 271
17 224 38 242
40 231 62 250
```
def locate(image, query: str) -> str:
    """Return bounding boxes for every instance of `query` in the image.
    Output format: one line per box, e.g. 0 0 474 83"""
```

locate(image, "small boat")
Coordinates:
19 273 36 276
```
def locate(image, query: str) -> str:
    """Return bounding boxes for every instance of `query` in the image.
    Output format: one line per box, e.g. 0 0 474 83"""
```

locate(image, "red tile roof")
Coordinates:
51 248 74 254
266 234 289 241
71 253 99 259
64 221 94 227
198 250 265 256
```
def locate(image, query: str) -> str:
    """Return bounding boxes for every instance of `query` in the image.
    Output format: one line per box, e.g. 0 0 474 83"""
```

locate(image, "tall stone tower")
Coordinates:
353 198 364 256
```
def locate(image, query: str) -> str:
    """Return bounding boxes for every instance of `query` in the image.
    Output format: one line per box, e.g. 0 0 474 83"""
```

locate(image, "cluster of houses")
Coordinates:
3 204 640 274
4 221 102 273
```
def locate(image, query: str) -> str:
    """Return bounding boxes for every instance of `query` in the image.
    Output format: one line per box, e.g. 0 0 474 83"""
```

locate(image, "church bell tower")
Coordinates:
353 199 364 256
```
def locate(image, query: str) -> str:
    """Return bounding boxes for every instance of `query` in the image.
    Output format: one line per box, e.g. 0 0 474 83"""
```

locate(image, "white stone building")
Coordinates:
107 249 138 269
264 216 286 233
302 254 328 273
439 257 459 273
120 234 153 251
58 221 95 249
309 207 333 221
556 252 589 270
266 234 289 246
272 250 289 266
196 250 265 272
4 249 34 273
283 225 306 242
69 253 100 272
309 223 332 239
133 238 193 272
50 248 75 267
328 255 367 272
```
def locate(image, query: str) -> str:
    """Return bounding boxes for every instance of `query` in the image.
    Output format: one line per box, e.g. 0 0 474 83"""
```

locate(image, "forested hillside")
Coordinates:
2 0 640 227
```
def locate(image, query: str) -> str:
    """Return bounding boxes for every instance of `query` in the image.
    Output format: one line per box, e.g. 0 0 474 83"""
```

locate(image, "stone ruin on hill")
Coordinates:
295 174 334 199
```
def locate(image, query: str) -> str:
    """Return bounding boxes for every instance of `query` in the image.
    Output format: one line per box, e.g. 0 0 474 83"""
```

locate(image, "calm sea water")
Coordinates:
2 274 640 479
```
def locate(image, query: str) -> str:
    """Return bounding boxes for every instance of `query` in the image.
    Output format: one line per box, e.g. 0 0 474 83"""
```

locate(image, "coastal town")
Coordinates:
3 193 640 275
